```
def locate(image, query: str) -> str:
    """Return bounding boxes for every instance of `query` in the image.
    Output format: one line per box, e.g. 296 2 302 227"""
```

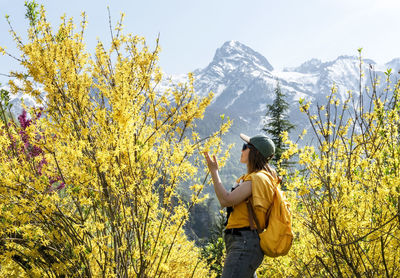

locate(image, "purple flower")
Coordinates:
56 183 65 190
31 145 43 156
48 176 65 191
19 130 29 144
18 110 32 129
49 177 59 185
37 157 47 175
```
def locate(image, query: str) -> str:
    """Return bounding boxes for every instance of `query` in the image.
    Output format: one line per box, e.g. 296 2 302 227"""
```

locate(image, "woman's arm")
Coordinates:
204 152 252 208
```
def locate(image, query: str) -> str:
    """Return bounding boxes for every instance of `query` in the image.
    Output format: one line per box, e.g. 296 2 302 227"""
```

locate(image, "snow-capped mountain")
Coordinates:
185 41 398 144
193 41 274 100
385 58 400 74
161 41 400 173
0 81 41 117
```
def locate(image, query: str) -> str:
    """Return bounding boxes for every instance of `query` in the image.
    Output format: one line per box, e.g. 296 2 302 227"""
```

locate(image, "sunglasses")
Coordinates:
242 143 253 151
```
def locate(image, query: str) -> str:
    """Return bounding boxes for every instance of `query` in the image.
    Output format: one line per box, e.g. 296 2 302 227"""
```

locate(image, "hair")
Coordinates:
247 145 276 177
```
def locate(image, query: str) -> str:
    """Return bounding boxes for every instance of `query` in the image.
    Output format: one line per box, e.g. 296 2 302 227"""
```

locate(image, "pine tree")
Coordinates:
263 81 295 168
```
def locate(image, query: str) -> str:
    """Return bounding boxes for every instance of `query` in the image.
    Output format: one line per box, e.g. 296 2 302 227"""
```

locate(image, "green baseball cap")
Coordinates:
240 133 275 159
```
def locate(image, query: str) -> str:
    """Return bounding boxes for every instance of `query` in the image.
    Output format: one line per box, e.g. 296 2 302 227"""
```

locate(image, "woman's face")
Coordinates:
240 146 250 164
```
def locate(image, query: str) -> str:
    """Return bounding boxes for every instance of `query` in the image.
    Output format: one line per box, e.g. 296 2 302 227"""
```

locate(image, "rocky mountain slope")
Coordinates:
166 41 398 148
162 41 400 190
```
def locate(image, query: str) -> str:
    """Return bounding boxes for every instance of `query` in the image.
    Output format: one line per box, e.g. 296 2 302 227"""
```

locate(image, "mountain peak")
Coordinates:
385 58 400 72
284 58 322 73
211 41 274 72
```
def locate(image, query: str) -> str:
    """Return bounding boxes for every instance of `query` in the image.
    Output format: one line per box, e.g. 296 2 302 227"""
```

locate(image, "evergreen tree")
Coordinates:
263 81 295 168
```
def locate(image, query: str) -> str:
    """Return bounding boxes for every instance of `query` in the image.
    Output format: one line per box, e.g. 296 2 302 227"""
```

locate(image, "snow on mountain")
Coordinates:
272 70 318 101
385 58 400 73
194 41 274 100
213 41 273 72
157 41 399 152
178 41 400 152
158 72 190 95
0 81 42 117
192 42 392 119
315 56 369 103
284 58 322 74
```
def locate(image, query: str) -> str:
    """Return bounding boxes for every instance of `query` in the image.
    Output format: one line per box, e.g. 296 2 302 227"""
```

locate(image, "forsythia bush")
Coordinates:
0 5 231 278
259 57 400 277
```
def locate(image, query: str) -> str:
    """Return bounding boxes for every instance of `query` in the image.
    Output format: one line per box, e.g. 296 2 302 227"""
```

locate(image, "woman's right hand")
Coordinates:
203 152 219 173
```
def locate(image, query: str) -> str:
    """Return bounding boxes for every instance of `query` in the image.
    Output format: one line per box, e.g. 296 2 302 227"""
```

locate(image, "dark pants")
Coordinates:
222 230 264 278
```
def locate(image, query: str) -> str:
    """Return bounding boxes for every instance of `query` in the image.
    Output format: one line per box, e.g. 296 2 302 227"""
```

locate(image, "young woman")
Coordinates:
204 133 279 278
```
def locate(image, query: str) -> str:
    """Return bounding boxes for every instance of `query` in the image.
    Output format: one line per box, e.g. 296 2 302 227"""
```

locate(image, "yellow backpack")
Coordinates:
247 177 293 257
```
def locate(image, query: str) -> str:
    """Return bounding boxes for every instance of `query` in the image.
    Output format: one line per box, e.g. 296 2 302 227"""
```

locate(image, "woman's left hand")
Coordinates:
204 152 219 173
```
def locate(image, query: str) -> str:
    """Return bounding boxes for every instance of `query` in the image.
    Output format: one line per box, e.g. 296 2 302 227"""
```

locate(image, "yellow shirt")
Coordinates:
226 169 276 229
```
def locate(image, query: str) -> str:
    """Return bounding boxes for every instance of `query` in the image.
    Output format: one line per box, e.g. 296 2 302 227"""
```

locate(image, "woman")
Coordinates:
204 133 279 278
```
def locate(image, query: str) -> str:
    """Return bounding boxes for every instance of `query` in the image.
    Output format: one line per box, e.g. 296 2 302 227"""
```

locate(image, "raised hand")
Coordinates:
203 152 219 173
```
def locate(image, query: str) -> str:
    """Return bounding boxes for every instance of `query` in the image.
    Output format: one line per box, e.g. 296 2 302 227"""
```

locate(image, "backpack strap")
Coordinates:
247 172 282 233
246 198 263 233
247 180 280 233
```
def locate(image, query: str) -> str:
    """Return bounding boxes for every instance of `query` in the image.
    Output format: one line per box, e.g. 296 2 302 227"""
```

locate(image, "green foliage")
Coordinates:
263 81 295 168
24 1 39 27
0 86 13 123
201 210 226 278
185 199 215 244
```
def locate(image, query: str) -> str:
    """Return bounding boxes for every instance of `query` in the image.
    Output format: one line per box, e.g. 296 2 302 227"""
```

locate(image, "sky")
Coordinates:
1 0 400 84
